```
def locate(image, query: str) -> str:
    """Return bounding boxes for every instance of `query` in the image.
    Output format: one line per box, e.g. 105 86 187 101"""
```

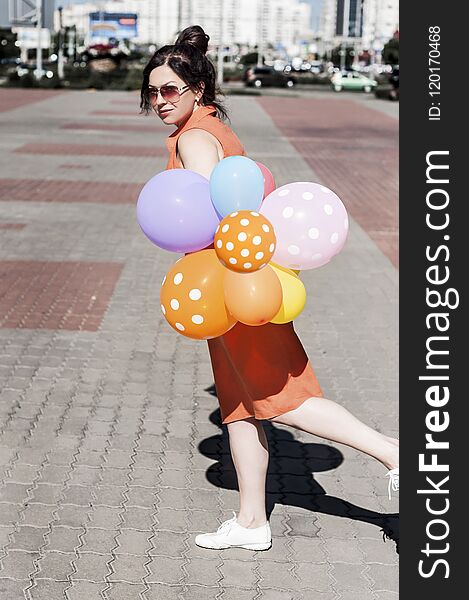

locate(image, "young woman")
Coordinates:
140 25 399 552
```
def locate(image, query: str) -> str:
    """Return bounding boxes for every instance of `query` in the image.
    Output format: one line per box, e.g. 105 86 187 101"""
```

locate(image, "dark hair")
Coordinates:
140 25 228 121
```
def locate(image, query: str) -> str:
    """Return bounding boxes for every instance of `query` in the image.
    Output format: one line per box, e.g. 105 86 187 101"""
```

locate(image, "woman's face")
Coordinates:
148 63 201 126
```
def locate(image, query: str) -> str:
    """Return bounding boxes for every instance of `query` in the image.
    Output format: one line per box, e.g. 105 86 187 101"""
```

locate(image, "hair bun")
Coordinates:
175 25 209 54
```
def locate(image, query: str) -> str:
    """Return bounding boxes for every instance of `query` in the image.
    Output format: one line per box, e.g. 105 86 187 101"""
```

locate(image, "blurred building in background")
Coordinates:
59 0 312 53
361 0 399 54
318 0 397 61
335 0 363 38
1 0 397 70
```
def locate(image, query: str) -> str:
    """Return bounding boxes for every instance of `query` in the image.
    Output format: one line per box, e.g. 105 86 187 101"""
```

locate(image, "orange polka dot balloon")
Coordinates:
214 210 276 273
160 249 237 340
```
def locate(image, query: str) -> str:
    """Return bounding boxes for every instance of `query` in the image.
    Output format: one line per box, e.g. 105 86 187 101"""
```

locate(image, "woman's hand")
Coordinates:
177 128 221 180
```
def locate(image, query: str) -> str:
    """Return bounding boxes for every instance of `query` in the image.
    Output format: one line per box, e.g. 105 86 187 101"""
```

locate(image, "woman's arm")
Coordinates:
177 128 221 179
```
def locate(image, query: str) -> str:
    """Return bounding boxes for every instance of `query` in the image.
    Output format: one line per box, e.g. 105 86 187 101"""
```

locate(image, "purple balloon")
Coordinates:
136 169 221 253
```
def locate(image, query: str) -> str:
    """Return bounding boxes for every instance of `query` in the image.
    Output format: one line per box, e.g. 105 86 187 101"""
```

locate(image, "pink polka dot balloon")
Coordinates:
259 182 349 270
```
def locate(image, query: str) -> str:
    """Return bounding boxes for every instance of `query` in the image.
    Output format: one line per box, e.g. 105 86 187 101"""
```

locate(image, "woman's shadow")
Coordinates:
200 387 399 554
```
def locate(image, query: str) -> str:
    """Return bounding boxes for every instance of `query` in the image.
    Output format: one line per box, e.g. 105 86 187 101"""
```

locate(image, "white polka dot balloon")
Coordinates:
260 182 349 270
213 209 276 273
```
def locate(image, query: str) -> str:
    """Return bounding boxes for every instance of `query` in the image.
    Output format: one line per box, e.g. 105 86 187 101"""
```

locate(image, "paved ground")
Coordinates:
0 87 398 599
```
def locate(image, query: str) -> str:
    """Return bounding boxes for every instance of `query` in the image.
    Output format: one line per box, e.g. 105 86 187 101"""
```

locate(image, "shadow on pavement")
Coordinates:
198 391 399 555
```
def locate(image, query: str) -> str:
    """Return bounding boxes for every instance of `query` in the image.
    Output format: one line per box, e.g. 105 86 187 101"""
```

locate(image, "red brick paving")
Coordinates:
14 143 166 157
58 164 92 170
110 98 140 105
0 178 142 204
0 261 123 331
61 121 165 133
0 89 66 113
90 110 144 117
258 97 399 267
0 223 26 230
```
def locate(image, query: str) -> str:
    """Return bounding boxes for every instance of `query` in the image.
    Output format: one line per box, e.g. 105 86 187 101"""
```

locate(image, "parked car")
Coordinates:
244 66 295 88
14 62 55 79
389 65 399 100
373 65 399 101
330 70 377 92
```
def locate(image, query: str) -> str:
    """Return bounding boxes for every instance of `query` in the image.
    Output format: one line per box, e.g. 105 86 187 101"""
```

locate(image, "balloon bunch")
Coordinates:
136 156 348 340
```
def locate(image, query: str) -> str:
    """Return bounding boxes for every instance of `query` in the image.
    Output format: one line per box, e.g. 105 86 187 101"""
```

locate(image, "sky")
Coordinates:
303 0 324 31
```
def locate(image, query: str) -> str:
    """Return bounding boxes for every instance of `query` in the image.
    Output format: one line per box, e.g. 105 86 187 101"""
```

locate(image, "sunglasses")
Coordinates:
147 84 190 104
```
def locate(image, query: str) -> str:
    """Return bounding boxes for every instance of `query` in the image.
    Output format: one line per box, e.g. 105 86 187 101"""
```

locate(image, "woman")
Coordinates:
140 25 399 552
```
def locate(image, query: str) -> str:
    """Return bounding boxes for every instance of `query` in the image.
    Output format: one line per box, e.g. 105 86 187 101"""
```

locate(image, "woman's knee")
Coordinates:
227 416 259 432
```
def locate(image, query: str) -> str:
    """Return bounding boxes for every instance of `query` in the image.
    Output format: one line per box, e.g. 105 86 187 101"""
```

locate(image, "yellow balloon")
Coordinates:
269 262 307 324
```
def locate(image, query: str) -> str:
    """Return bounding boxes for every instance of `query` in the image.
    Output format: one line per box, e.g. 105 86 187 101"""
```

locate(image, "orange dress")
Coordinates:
165 104 323 424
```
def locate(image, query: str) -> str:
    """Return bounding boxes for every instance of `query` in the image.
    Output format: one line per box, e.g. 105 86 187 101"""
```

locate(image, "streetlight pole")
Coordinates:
57 5 64 79
177 0 182 33
257 0 264 67
217 0 224 86
35 0 43 79
340 0 350 71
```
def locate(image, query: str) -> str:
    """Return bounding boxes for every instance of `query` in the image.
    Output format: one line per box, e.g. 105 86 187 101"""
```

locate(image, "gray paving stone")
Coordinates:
145 555 185 584
125 486 158 508
157 487 190 509
375 592 399 600
159 469 188 489
366 563 399 592
0 482 29 503
219 588 262 600
182 557 221 587
35 550 74 580
290 536 328 564
30 484 63 505
65 580 108 600
187 510 224 534
26 580 70 600
71 552 112 582
89 507 122 529
107 553 148 582
114 529 151 555
0 578 30 599
6 464 38 483
338 592 376 600
21 503 57 528
120 506 154 531
143 583 185 599
287 515 321 539
45 526 82 553
218 558 257 589
8 526 48 552
329 563 372 592
0 549 39 579
56 505 90 528
82 528 118 554
147 530 186 557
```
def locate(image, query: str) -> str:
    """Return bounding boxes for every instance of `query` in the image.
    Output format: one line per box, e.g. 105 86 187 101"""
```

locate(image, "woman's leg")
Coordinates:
226 417 269 528
269 397 399 470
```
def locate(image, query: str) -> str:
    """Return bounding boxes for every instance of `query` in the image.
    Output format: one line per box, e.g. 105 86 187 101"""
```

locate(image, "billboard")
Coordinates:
14 26 51 49
89 12 138 41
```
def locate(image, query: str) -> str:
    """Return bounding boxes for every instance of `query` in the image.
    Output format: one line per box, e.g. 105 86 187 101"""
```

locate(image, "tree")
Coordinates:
382 37 399 65
330 45 354 69
0 28 19 61
239 51 259 66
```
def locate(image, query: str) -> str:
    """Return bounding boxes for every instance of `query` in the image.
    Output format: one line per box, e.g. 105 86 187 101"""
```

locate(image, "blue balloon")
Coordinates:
209 156 264 217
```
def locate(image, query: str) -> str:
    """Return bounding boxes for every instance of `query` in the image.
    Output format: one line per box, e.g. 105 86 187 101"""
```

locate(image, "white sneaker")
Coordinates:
386 467 399 500
194 511 272 551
